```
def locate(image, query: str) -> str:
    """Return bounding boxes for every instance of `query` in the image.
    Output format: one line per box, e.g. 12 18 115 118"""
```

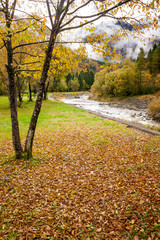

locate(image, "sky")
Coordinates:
17 0 160 60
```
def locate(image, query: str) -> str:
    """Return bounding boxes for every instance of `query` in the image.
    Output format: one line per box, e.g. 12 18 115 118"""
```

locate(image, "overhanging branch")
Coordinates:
13 41 49 50
15 69 40 73
20 61 40 65
60 0 132 31
13 40 90 51
13 52 43 57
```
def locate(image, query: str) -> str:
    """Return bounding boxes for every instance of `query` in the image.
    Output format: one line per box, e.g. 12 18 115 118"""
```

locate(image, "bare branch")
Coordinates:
14 8 43 21
13 41 49 51
13 59 40 69
53 0 66 32
13 16 44 22
46 0 54 29
50 0 56 11
13 58 19 66
13 40 89 52
58 0 72 28
0 44 5 50
19 61 40 65
13 52 43 57
60 0 132 31
67 0 92 15
15 69 40 73
60 13 104 32
13 16 52 31
15 27 29 35
11 0 17 20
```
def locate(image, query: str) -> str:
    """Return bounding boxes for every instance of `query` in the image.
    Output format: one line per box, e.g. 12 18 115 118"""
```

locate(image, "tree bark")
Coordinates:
6 39 23 158
24 31 56 158
16 74 23 105
5 1 23 158
29 81 32 101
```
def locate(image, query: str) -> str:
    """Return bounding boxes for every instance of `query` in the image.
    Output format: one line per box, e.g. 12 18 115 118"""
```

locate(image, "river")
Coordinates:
61 94 160 128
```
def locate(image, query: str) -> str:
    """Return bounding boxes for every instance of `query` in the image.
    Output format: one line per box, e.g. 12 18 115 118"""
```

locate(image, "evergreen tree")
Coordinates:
65 73 73 92
147 49 153 74
151 43 160 76
78 71 84 91
136 48 146 93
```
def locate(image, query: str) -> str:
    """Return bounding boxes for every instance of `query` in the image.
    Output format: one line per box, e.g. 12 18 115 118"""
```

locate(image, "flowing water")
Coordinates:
61 94 160 128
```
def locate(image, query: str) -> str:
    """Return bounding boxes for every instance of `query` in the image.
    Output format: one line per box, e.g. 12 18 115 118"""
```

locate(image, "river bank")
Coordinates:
50 92 160 135
50 92 154 112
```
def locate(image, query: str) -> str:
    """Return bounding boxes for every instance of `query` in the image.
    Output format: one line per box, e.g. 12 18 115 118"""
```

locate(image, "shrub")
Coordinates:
147 97 160 121
91 59 159 100
102 72 116 97
91 60 139 98
71 77 80 91
141 71 155 94
91 70 106 98
155 74 160 90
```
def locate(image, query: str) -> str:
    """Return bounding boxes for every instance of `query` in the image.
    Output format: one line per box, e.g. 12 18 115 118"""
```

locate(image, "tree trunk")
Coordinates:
29 81 32 101
24 32 56 159
6 40 23 158
43 81 50 100
16 74 23 106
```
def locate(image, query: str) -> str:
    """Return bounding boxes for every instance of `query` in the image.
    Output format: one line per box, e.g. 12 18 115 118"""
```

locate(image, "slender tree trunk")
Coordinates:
43 81 50 100
4 0 23 158
29 81 32 101
16 74 23 105
6 39 23 158
24 32 56 158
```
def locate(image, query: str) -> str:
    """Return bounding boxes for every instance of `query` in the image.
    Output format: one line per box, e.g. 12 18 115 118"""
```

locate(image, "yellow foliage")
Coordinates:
148 96 160 121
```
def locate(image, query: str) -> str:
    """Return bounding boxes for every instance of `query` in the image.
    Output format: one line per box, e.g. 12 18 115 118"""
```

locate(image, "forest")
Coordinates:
91 43 160 98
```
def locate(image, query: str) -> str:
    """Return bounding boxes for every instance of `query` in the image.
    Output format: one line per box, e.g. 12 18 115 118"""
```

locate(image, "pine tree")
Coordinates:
136 48 146 93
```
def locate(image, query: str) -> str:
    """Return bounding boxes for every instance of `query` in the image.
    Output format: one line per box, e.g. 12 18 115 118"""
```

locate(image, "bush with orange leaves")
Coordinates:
148 96 160 121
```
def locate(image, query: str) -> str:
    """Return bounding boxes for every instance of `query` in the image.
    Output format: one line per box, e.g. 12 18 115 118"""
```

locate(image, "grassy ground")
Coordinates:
0 96 160 240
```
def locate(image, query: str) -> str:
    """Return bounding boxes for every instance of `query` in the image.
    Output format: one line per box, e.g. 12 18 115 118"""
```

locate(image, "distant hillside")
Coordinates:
85 20 160 61
79 58 105 73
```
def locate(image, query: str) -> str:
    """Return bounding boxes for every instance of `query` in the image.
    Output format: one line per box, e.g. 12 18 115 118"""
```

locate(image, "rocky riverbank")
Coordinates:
103 97 152 111
49 93 160 134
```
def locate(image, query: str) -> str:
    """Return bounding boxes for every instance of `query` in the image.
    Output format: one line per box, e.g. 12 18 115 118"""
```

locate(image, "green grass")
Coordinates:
0 95 160 240
0 96 104 139
0 95 159 148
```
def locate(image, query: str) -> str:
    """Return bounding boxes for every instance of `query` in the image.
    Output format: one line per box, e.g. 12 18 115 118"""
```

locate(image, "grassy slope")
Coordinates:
0 96 160 240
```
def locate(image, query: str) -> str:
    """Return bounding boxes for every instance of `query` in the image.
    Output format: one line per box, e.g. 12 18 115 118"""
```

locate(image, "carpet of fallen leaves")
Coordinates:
0 119 160 240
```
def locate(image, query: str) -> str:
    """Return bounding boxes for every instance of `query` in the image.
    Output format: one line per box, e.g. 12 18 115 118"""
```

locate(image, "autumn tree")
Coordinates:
149 42 160 76
49 44 87 92
0 0 159 159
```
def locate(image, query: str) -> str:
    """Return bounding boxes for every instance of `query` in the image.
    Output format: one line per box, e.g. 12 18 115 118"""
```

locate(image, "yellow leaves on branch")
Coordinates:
49 44 88 79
